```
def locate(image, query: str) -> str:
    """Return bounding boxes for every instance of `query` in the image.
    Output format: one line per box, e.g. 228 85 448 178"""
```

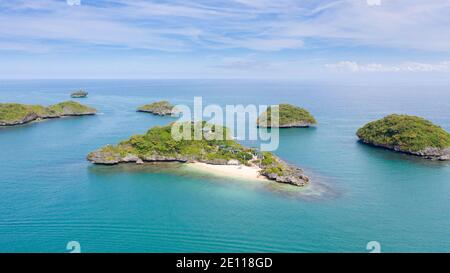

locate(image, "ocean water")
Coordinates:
0 79 449 253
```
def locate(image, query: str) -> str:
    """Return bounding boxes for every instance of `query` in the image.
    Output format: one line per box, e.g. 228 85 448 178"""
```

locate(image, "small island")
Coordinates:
0 101 97 126
87 122 309 187
138 100 175 116
357 114 450 160
71 90 88 98
257 104 317 128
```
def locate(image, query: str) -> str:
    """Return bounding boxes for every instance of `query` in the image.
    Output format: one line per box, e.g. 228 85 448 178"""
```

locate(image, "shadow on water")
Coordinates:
257 176 340 202
261 126 318 140
286 126 318 132
87 162 184 175
241 126 318 148
356 140 450 168
0 115 97 133
87 162 340 202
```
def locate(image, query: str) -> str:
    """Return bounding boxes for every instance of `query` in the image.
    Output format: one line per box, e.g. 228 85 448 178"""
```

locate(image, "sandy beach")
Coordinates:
186 162 269 181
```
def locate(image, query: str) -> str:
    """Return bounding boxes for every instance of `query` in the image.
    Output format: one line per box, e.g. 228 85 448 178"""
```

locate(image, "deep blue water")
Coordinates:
0 80 449 253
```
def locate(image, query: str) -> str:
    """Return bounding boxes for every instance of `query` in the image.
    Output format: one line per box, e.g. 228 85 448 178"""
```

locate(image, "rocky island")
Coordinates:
257 103 317 128
357 114 450 160
138 100 175 116
88 122 309 187
71 90 88 98
0 101 97 126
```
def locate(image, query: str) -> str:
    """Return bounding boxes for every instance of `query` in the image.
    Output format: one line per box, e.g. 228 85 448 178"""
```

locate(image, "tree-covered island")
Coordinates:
88 122 310 186
357 114 450 160
0 101 97 126
257 104 317 128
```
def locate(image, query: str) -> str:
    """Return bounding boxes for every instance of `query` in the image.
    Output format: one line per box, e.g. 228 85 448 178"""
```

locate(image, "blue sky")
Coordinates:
1 0 450 80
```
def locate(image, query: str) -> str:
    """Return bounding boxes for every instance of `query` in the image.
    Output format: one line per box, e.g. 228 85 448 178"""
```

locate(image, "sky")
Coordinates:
0 0 450 81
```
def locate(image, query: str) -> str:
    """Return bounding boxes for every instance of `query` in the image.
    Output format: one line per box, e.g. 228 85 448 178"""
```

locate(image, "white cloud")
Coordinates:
325 61 450 72
0 0 450 55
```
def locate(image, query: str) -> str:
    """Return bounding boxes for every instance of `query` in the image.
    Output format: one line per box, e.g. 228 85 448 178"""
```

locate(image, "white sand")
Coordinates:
186 162 269 181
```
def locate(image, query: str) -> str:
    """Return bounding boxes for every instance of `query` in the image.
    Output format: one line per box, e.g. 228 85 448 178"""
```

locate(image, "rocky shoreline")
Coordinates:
257 121 315 128
71 90 88 98
137 100 174 116
88 150 309 187
357 114 450 161
359 139 450 161
0 101 96 127
87 122 310 187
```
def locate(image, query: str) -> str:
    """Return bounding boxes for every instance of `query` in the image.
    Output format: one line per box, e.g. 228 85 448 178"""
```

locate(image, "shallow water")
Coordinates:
0 80 449 252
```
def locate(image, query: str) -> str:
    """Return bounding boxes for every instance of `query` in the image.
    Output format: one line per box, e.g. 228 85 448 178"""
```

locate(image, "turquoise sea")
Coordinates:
0 80 449 253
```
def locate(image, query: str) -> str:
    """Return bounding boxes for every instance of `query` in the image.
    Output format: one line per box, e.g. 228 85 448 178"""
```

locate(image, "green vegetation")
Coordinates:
26 105 55 117
138 100 174 115
0 101 96 125
0 103 36 123
258 104 316 127
88 122 310 186
0 103 56 123
92 122 255 164
357 114 450 152
260 152 287 176
47 101 96 115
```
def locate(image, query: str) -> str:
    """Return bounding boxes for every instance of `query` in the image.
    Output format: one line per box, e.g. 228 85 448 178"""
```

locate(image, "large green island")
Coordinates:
88 122 310 187
357 114 450 160
257 103 317 128
0 101 97 126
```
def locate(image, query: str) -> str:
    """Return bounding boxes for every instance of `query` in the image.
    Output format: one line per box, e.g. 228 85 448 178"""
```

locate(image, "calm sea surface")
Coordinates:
0 80 449 252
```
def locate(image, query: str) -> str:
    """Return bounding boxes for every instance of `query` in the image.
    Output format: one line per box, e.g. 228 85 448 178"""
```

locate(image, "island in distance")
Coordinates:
0 101 97 126
70 90 88 98
257 103 317 128
138 100 175 116
357 114 450 161
88 122 310 187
